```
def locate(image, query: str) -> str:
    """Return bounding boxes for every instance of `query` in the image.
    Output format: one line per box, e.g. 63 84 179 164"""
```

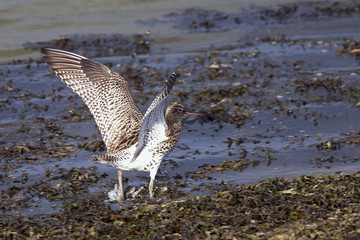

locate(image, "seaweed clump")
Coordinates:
1 171 360 239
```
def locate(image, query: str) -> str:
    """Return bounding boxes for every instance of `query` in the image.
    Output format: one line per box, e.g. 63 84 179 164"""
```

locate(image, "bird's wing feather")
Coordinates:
131 72 178 162
42 48 143 153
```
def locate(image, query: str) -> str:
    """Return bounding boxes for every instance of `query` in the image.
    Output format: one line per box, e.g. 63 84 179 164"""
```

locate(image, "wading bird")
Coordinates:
42 48 202 201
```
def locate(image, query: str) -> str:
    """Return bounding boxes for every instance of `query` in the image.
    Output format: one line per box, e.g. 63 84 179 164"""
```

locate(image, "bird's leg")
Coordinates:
118 170 124 201
149 176 155 199
149 168 159 199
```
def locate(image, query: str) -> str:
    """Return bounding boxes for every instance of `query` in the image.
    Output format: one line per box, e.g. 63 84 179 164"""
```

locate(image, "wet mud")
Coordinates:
1 1 360 239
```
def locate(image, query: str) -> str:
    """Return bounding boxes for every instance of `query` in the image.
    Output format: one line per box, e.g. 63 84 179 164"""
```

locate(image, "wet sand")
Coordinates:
1 1 360 239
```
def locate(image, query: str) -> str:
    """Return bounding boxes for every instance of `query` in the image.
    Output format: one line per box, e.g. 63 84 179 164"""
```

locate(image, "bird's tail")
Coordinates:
90 154 118 165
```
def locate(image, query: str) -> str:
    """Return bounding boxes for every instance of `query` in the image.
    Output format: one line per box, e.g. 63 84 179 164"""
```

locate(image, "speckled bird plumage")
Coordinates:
42 48 197 201
41 48 143 153
91 104 185 174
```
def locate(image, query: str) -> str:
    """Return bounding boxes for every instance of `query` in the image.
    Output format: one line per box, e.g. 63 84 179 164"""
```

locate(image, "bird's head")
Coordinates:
165 103 203 123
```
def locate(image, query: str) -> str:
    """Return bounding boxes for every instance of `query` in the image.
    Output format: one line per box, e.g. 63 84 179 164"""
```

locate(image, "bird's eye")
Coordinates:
178 108 184 113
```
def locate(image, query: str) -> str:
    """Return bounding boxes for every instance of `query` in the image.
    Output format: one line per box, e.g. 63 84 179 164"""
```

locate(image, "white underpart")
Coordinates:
104 123 168 201
104 122 168 171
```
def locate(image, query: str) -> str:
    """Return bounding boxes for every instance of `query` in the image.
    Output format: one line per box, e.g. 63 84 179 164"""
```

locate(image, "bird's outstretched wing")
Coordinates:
131 72 178 162
42 48 143 153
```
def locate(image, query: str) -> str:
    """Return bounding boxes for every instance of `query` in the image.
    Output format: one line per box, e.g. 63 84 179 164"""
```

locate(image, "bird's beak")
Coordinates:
350 49 360 54
186 111 204 116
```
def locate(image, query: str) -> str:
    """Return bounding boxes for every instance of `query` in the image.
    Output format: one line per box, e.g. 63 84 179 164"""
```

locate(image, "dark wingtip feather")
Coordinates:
165 72 179 94
169 72 179 82
41 47 53 56
40 48 48 54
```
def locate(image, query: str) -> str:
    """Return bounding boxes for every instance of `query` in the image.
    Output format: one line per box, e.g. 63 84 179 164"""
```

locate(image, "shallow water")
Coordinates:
1 0 360 216
0 0 325 62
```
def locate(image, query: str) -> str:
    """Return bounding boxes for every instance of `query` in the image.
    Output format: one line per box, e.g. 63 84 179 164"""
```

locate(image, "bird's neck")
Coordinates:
165 115 182 137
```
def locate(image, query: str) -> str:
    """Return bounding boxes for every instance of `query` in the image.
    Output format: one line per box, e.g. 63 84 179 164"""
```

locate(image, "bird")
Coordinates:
41 48 203 201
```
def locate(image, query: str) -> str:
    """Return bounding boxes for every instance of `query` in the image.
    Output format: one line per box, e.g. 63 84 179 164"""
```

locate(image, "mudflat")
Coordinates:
1 1 360 239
